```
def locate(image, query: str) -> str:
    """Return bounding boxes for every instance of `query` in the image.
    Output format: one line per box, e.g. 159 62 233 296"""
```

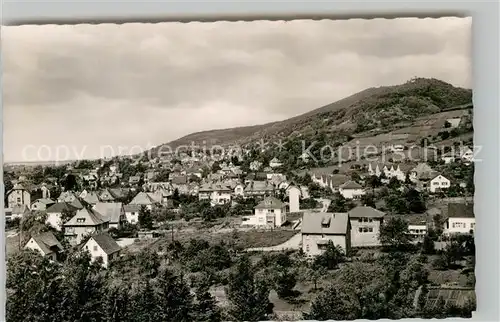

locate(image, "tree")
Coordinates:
273 266 297 299
406 189 426 213
6 249 64 322
104 284 132 322
131 279 161 322
193 279 222 322
379 217 411 250
138 205 153 230
156 269 194 322
225 256 272 321
444 120 452 128
421 235 435 254
313 242 346 269
305 285 361 321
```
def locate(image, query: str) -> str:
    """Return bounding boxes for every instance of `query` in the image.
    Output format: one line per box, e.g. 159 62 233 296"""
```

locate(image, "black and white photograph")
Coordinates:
3 16 476 321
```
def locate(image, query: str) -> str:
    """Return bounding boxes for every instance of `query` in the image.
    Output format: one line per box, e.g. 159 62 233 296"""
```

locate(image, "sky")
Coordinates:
2 17 471 162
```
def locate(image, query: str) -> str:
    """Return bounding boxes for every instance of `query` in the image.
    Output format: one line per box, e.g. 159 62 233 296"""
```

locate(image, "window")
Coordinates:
93 246 98 251
433 182 439 186
17 197 21 202
77 218 86 223
368 218 373 223
368 227 373 232
359 227 363 233
441 182 447 185
358 218 362 223
305 244 310 252
471 223 475 229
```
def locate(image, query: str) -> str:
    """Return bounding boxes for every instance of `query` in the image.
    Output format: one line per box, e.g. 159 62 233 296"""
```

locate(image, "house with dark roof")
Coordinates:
444 203 475 235
31 198 56 212
242 196 287 228
93 202 125 229
63 208 109 245
301 212 351 256
45 202 79 230
99 188 117 202
24 231 64 261
83 233 121 267
338 181 365 199
348 206 386 247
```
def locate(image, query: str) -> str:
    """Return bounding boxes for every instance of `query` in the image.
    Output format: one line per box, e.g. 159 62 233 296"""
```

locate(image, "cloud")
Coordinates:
2 17 471 161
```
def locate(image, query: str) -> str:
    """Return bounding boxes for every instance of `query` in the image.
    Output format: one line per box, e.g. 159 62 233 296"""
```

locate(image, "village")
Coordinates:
4 139 476 320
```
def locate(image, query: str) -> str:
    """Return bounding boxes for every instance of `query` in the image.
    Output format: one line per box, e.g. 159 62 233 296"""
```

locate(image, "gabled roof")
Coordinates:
301 212 349 235
339 180 362 190
93 202 123 224
46 202 79 214
129 191 156 205
447 203 474 219
64 207 108 227
87 233 121 255
12 183 27 191
255 197 285 210
32 198 55 206
123 204 141 213
348 206 386 219
83 191 100 204
29 231 64 254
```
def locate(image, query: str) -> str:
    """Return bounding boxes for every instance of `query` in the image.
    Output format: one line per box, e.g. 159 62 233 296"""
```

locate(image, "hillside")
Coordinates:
154 78 472 156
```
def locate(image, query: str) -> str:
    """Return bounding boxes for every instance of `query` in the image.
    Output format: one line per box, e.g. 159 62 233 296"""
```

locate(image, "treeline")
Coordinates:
7 233 476 322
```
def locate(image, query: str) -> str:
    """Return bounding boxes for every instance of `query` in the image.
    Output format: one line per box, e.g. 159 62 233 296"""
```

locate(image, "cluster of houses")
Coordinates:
299 202 475 257
311 161 456 199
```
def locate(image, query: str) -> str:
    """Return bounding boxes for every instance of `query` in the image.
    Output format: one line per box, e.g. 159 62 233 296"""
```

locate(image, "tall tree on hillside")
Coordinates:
138 205 153 230
6 250 64 322
193 278 222 322
156 269 194 322
225 256 273 322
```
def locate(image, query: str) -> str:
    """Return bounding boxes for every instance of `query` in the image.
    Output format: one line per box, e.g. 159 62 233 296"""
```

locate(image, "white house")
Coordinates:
429 174 451 193
338 181 365 199
24 231 64 261
241 196 287 228
123 204 141 225
6 183 31 209
368 163 405 181
301 212 351 257
83 233 121 267
45 202 79 230
443 203 475 235
31 198 55 211
408 222 428 240
348 206 386 247
288 185 301 213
